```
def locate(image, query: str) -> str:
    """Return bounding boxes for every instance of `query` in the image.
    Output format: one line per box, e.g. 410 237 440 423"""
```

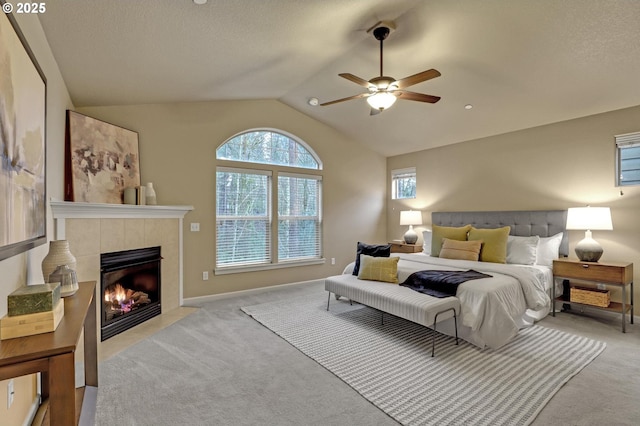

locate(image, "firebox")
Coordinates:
100 246 161 341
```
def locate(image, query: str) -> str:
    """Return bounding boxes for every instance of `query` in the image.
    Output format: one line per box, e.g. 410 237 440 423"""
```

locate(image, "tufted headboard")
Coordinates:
432 210 568 257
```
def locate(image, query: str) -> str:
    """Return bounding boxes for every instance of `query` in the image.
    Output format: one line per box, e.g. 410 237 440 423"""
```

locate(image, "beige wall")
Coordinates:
388 104 640 303
78 101 388 298
0 12 73 425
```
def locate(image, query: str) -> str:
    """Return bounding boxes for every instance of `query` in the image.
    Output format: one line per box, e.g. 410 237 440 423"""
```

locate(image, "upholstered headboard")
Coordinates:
432 210 568 257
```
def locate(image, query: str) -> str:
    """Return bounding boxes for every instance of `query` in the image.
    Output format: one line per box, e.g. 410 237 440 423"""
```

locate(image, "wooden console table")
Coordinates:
0 281 97 425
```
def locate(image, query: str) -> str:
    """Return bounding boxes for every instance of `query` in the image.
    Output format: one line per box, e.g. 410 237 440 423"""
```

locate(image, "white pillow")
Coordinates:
536 232 563 266
507 235 540 265
422 230 432 255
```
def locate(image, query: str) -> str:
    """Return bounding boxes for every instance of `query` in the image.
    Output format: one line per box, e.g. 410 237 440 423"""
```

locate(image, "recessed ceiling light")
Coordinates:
308 97 319 106
464 104 473 110
193 0 207 4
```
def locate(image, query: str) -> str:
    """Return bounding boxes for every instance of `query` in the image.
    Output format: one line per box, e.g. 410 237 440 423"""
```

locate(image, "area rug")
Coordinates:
241 295 606 426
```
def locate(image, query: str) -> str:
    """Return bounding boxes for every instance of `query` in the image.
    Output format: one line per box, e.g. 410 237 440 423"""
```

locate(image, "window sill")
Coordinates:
215 258 326 275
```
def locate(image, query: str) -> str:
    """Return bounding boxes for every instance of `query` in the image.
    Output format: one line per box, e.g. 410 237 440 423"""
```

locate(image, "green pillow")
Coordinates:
468 226 510 263
357 255 399 283
431 224 471 257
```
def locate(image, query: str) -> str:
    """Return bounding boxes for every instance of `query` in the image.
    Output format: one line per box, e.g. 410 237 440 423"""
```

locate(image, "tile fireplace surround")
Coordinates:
50 201 193 323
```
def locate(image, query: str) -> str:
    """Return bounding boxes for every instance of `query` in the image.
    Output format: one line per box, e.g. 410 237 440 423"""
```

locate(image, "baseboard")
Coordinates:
23 394 41 426
183 279 324 305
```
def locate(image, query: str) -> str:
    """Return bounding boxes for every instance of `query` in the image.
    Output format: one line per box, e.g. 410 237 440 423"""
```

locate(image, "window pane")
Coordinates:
216 171 268 216
391 168 416 199
619 146 640 186
278 175 321 260
278 219 320 260
216 219 270 266
217 130 319 169
216 170 270 267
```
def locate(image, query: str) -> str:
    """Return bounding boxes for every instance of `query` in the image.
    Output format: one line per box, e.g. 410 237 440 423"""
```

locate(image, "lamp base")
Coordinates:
403 226 418 245
574 236 604 262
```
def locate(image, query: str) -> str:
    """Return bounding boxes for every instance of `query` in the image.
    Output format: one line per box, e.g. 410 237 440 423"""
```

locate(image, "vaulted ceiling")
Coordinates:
38 0 640 156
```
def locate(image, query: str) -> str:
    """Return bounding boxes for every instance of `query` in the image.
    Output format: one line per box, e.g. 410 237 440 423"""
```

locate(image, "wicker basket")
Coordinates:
570 286 610 308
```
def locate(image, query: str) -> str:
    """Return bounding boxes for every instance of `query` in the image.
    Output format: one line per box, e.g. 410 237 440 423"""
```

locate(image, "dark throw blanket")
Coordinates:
400 270 492 298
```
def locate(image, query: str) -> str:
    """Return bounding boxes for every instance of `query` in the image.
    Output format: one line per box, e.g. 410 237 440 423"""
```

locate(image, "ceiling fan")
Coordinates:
321 24 441 115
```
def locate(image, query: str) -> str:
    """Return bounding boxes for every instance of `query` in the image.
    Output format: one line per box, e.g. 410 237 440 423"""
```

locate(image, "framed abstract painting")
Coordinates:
65 110 140 204
0 4 47 261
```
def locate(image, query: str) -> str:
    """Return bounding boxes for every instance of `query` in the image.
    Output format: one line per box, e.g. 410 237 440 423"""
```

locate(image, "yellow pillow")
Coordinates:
439 238 482 261
431 224 472 257
357 254 399 283
468 226 510 263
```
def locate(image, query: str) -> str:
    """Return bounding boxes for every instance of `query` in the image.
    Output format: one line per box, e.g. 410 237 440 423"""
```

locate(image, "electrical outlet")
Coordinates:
190 223 200 232
7 379 14 409
331 258 336 265
597 283 607 290
202 271 209 280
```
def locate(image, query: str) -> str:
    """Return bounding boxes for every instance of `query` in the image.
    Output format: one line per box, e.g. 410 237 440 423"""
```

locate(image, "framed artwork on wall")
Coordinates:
65 110 140 204
0 4 47 261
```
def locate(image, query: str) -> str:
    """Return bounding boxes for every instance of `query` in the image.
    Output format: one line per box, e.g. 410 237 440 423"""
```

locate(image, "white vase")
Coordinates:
145 182 157 205
41 240 77 283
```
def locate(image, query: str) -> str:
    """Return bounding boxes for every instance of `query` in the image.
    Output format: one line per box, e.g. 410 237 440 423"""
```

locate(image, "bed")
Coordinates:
332 210 568 349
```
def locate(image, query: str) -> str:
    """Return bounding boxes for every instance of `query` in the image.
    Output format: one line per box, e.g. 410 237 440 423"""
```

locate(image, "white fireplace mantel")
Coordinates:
51 199 193 220
51 199 193 236
50 199 194 306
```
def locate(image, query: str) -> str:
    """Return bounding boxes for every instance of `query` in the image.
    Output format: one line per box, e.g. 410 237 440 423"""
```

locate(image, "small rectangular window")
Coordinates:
391 167 416 199
616 132 640 186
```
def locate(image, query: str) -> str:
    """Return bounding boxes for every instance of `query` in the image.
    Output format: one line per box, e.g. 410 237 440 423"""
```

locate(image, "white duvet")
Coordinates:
344 253 553 349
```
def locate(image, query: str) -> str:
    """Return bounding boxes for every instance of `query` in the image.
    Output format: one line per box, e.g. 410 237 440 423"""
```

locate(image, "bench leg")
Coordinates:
326 292 331 311
432 307 459 357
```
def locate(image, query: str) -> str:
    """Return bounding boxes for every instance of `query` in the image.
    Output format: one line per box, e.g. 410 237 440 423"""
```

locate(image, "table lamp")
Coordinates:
400 210 422 245
566 206 613 262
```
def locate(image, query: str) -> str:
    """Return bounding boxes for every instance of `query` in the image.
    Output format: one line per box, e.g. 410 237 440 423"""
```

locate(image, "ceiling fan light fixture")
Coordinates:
367 92 397 110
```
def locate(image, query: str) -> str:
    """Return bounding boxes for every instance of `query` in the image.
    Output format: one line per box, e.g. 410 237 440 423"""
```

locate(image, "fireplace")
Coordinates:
100 246 162 341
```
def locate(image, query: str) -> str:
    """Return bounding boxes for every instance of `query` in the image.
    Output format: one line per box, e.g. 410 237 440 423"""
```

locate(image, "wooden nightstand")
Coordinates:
552 258 634 332
389 241 422 253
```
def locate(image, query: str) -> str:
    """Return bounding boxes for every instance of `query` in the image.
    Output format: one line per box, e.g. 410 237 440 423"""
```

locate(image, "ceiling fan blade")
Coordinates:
320 92 369 106
396 90 441 103
395 69 441 89
339 73 374 88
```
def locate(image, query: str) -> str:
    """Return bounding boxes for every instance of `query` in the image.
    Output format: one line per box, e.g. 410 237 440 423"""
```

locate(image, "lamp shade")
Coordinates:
366 92 397 110
400 210 422 226
566 207 613 230
566 206 612 262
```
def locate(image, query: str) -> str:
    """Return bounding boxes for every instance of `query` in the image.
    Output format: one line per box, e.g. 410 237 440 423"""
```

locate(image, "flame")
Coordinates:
105 283 134 312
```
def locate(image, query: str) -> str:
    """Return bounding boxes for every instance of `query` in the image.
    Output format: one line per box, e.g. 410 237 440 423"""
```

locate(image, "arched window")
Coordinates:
215 129 323 272
217 129 321 170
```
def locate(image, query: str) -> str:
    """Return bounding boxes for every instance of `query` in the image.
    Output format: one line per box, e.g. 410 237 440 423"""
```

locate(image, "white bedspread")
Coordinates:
343 253 552 349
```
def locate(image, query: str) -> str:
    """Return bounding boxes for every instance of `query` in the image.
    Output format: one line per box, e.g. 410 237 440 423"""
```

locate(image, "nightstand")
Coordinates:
389 241 422 253
552 258 634 332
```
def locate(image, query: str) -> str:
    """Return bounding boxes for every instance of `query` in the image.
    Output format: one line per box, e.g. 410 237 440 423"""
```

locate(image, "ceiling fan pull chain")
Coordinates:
379 35 384 77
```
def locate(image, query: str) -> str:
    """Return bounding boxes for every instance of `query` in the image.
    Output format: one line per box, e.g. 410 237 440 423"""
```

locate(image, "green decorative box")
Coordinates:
7 283 61 317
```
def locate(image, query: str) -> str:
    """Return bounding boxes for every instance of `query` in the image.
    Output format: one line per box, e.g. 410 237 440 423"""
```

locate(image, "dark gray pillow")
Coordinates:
352 242 391 276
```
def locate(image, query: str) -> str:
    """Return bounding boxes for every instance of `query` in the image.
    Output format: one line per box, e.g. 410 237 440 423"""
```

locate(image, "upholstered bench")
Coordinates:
324 273 460 356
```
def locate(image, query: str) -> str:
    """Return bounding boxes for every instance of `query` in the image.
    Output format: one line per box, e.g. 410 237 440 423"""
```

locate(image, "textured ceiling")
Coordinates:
38 0 640 156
